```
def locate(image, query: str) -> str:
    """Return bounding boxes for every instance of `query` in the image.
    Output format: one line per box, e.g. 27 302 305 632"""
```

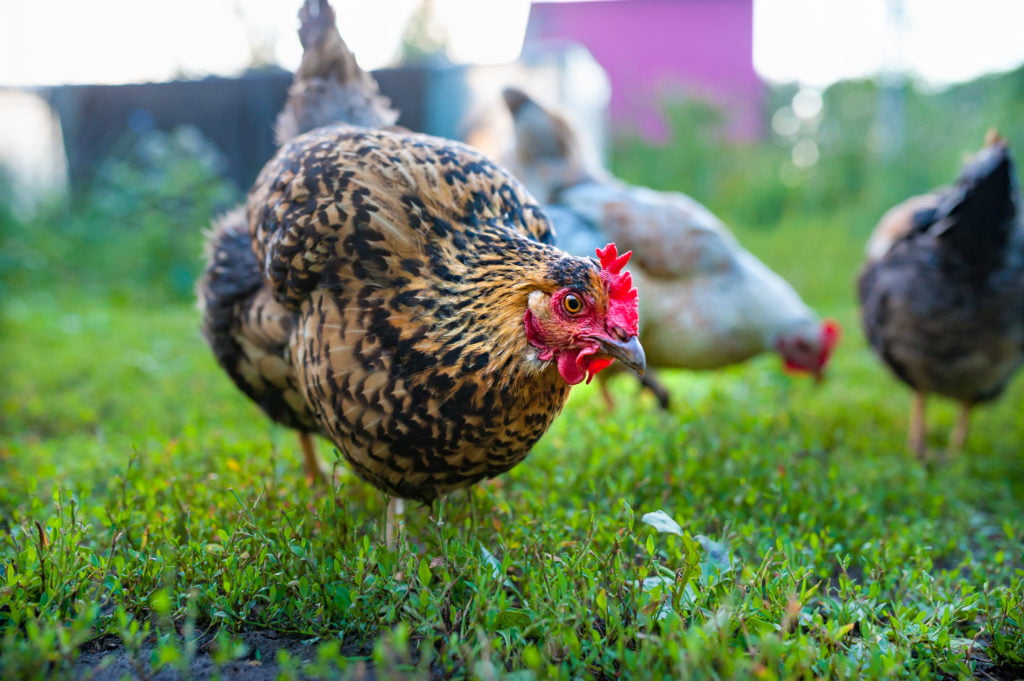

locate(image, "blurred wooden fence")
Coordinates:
43 65 468 191
2 46 607 200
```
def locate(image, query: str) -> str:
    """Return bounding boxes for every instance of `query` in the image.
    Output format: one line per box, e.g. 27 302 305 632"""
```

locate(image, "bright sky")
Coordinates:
0 0 532 87
754 0 1024 86
1 0 1023 88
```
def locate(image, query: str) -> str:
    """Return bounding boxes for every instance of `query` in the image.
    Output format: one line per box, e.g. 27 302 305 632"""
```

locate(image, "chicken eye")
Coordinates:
562 293 583 314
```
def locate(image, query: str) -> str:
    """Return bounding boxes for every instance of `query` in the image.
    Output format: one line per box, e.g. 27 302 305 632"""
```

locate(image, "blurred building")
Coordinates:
525 0 763 140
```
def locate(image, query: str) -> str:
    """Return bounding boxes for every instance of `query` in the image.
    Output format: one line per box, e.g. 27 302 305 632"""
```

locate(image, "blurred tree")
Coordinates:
399 0 451 65
614 63 1024 235
231 0 282 70
3 126 237 303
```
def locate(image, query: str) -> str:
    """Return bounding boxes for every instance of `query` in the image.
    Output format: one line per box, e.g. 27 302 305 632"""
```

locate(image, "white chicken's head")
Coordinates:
775 319 841 382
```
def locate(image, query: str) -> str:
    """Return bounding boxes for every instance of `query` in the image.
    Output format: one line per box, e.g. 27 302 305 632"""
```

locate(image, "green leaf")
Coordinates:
417 558 431 586
331 583 352 611
494 609 532 631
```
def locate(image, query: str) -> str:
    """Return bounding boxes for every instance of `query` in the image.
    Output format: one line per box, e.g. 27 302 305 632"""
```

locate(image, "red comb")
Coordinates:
817 318 841 368
822 319 841 348
596 243 632 274
596 243 639 336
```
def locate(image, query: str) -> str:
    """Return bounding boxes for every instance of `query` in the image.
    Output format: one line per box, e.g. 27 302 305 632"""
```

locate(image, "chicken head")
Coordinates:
525 244 645 385
776 318 841 381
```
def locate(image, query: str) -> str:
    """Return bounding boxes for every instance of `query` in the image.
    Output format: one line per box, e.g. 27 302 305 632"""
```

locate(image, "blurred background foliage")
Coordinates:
3 65 1023 307
1 127 238 304
616 65 1024 233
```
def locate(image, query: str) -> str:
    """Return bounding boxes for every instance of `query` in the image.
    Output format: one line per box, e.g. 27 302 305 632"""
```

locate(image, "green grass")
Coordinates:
4 73 1024 678
3 205 1023 680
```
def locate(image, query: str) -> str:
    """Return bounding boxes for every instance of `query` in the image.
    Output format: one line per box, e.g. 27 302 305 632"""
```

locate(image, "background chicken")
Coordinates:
499 88 839 407
197 0 644 543
858 132 1024 458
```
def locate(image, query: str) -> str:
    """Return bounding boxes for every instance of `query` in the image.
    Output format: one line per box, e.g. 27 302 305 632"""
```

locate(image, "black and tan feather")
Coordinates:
199 207 316 432
247 124 605 501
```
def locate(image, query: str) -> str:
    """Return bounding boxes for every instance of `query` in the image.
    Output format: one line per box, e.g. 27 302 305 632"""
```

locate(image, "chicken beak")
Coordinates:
596 334 646 376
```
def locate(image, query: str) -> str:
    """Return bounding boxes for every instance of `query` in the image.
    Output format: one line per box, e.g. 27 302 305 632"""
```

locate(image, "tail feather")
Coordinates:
502 87 575 164
198 210 316 432
297 0 338 53
274 0 398 145
932 141 1019 269
501 86 594 202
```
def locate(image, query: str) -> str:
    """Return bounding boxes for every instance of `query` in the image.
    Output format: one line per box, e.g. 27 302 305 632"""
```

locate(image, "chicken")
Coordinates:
857 132 1024 459
499 88 839 408
197 0 644 544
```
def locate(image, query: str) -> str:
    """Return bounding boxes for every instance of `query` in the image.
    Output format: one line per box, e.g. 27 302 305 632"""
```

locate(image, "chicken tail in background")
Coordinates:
274 0 398 145
930 138 1018 271
501 87 603 203
867 133 1018 270
499 87 841 408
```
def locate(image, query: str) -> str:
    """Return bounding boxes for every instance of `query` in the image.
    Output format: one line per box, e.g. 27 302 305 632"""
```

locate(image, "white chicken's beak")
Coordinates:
595 334 646 376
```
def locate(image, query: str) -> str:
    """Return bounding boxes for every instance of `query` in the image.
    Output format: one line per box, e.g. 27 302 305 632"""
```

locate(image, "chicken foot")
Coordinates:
385 497 405 550
949 403 972 456
908 391 928 460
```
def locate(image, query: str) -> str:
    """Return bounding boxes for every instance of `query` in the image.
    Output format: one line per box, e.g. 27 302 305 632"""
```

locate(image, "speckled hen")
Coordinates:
197 0 644 542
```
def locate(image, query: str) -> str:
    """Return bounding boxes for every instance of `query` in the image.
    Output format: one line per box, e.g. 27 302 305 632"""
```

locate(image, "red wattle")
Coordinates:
555 343 605 385
818 319 841 366
584 357 614 383
557 352 586 385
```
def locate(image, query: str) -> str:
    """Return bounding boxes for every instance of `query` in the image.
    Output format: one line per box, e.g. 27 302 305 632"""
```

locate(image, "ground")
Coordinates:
73 629 361 681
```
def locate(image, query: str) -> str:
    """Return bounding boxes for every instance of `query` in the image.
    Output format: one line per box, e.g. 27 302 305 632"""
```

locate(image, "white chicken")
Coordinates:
499 88 839 406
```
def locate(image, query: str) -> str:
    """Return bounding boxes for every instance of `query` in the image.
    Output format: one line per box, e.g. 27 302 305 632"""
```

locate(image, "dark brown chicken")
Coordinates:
858 132 1024 458
197 0 644 542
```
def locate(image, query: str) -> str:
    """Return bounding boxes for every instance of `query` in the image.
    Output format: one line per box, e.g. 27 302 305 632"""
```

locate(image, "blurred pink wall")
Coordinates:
526 0 763 140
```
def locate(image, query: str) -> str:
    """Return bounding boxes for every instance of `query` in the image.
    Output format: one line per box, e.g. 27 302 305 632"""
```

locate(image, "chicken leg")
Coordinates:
949 403 972 455
298 432 326 484
597 369 671 410
385 497 405 550
597 373 616 409
908 391 928 459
